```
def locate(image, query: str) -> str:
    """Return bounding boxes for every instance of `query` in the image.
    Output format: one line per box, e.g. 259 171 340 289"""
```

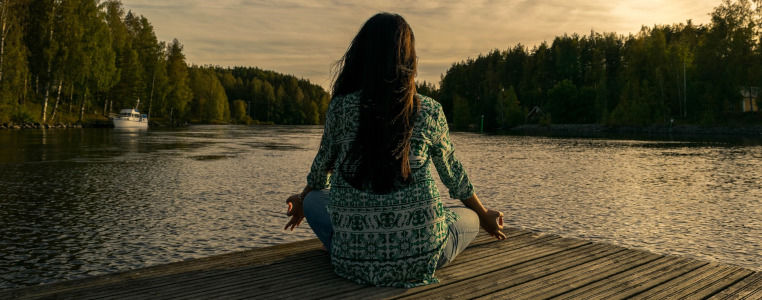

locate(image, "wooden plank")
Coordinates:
440 234 560 271
708 271 762 300
110 230 523 300
201 231 555 300
1 239 324 300
321 236 588 300
393 243 623 299
476 248 662 299
630 263 755 299
4 226 759 300
550 256 707 300
116 231 515 300
33 254 332 300
466 229 535 249
695 269 756 299
441 236 590 281
9 230 512 300
89 252 333 299
167 257 338 300
111 254 335 300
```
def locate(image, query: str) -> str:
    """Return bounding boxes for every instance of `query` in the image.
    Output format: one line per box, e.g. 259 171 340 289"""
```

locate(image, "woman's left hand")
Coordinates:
478 209 506 240
284 194 305 231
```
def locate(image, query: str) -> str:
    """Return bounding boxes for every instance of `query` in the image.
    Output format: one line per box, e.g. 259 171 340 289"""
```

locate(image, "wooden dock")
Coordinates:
3 228 761 299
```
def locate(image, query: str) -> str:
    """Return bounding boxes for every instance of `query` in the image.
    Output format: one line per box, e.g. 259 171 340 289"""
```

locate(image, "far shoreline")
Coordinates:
4 121 762 141
500 123 762 141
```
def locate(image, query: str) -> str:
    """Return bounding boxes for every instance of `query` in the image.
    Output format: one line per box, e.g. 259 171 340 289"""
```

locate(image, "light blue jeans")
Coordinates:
302 190 480 268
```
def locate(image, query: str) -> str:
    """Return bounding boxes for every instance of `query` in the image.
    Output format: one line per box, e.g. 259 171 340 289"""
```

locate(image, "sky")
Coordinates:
122 0 721 89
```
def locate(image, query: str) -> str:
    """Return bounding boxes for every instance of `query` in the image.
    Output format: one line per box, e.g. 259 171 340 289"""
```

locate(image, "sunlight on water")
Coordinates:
0 126 760 288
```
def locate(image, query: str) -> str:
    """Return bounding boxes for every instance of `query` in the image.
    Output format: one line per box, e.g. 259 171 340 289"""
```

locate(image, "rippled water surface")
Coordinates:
1 126 761 289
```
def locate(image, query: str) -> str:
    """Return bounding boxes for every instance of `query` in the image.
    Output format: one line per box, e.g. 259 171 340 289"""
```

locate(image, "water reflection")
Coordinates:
0 126 760 289
448 134 762 272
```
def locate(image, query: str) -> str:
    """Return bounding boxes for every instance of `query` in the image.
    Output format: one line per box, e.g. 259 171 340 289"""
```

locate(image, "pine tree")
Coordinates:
0 0 30 120
453 94 471 130
165 38 192 125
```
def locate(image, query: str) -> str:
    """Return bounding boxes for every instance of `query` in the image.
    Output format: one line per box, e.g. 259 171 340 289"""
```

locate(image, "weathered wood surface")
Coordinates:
2 228 759 300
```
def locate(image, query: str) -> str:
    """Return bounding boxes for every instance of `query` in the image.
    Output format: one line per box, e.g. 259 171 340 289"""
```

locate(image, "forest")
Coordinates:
2 0 762 129
0 0 329 126
435 0 762 131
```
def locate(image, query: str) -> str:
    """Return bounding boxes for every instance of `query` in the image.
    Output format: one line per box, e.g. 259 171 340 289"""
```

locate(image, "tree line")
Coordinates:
4 0 760 129
196 66 330 125
0 0 329 126
434 0 762 131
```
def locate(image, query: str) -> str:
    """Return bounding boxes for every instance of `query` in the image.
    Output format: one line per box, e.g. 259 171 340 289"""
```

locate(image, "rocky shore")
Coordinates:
0 121 112 130
5 121 762 138
0 119 184 130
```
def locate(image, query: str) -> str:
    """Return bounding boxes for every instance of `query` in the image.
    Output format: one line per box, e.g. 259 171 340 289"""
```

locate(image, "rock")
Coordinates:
12 125 21 129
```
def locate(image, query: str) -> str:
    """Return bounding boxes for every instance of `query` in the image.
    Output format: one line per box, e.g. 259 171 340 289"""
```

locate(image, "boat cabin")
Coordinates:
113 108 148 128
119 109 142 119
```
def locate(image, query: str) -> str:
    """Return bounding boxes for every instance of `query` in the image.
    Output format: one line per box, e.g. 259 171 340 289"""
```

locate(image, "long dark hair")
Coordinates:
332 13 419 194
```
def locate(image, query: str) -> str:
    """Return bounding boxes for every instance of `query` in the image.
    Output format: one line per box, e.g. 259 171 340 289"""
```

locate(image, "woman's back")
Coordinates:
286 12 503 289
306 91 474 287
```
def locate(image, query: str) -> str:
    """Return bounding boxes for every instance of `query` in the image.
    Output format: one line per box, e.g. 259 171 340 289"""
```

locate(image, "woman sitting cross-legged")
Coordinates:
284 12 505 288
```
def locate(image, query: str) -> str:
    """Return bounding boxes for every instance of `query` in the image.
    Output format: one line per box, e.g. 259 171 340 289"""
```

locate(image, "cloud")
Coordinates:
123 0 719 89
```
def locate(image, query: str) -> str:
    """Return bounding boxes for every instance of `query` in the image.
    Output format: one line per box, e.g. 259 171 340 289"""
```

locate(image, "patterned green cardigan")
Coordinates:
306 92 474 288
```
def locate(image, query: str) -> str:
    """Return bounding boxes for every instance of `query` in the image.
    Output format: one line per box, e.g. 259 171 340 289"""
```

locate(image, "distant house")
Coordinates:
740 87 759 112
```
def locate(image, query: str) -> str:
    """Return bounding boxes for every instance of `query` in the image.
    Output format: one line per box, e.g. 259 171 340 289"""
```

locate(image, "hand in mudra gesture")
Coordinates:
479 209 506 240
284 194 305 231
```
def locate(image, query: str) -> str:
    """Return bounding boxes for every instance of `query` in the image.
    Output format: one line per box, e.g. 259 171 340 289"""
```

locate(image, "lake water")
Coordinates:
1 125 761 289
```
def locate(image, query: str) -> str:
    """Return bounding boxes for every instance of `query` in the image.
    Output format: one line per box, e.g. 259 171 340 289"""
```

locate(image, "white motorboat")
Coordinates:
112 108 148 129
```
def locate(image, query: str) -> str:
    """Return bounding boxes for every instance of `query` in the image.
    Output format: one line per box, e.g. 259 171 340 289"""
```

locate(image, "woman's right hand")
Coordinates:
460 193 506 240
284 194 305 231
479 209 506 240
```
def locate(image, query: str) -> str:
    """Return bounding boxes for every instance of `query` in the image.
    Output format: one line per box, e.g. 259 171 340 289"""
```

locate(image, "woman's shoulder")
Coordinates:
416 94 445 120
331 91 362 105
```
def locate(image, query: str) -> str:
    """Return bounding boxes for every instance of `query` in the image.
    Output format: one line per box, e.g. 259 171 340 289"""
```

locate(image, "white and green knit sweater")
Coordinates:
306 92 474 288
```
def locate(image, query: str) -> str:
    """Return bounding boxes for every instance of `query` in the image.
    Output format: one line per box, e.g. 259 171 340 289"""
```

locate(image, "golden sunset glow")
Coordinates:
123 0 720 87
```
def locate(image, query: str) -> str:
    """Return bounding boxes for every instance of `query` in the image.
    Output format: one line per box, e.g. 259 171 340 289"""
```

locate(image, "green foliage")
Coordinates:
7 102 40 124
231 99 251 124
436 0 762 129
8 0 760 128
203 66 329 125
416 81 439 99
609 80 661 126
453 94 471 130
165 39 192 124
546 80 578 124
189 67 229 123
1 0 329 126
494 86 523 128
0 0 29 108
539 113 552 126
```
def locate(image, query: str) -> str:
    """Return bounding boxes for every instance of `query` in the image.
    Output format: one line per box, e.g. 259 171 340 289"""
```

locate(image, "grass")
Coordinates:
0 102 109 125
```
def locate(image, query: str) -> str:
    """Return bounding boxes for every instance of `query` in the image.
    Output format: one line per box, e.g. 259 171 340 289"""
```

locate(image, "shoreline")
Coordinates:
5 121 762 139
0 120 257 130
0 120 181 130
505 123 762 139
0 121 112 130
